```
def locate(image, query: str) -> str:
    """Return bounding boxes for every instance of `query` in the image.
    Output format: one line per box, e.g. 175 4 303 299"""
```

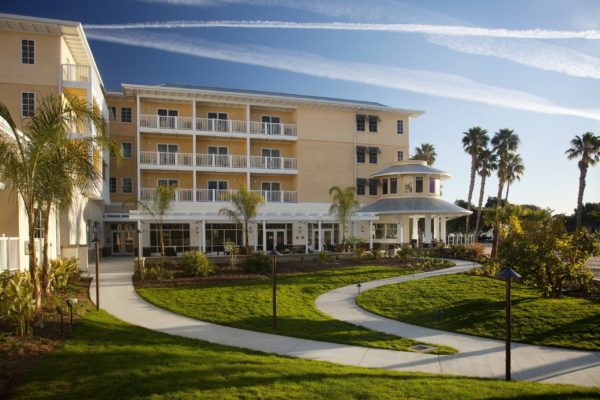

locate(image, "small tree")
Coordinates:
328 186 360 251
133 184 176 256
219 185 264 254
224 241 239 269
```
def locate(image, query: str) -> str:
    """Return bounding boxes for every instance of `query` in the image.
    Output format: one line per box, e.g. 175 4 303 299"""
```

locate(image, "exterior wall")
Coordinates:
141 171 194 189
196 137 246 155
196 172 246 190
250 108 295 124
250 174 296 191
250 141 296 157
0 83 58 128
107 94 137 204
139 100 193 117
196 104 246 120
0 191 20 237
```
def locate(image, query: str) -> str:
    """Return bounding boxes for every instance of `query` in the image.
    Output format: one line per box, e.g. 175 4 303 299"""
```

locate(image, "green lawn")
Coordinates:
137 265 455 354
14 311 600 399
357 274 600 351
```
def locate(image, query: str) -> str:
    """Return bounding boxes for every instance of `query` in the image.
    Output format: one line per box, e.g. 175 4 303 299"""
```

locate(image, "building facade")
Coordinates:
0 13 470 269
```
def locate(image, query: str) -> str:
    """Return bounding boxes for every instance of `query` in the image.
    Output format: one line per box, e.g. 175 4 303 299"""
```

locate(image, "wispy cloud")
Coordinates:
85 20 600 40
85 29 600 121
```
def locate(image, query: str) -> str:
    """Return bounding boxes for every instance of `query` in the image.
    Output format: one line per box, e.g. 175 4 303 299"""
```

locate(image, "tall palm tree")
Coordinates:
475 148 497 238
219 185 264 254
328 186 360 250
133 183 177 256
503 152 524 204
410 143 437 166
565 132 600 229
491 128 520 208
462 126 489 234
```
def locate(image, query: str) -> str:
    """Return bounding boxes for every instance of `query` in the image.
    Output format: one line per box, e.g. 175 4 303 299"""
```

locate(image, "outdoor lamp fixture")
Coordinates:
496 267 521 381
66 298 78 327
357 283 362 294
269 249 280 330
56 305 65 335
93 234 100 311
136 228 142 276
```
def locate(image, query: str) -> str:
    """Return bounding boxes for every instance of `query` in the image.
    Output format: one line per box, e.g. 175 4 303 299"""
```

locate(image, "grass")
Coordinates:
357 274 600 351
14 310 600 399
137 265 456 354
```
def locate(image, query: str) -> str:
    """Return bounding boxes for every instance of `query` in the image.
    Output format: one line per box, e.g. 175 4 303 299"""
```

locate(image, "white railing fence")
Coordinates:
446 233 476 246
62 64 90 83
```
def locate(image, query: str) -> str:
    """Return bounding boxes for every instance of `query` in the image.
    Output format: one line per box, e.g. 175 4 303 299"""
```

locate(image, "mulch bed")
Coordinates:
0 277 93 398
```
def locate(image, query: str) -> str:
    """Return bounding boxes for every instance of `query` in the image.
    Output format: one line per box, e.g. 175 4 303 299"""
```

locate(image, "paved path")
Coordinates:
91 257 600 387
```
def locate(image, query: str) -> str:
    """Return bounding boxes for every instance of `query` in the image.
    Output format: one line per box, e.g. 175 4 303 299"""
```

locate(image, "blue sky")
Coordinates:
3 0 600 213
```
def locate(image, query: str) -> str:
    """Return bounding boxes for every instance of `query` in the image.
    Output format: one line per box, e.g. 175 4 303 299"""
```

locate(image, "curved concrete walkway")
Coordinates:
91 257 600 387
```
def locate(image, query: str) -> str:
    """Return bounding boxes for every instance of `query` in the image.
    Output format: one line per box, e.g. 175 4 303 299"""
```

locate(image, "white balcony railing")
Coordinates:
139 115 194 131
195 118 247 134
62 64 90 83
196 189 237 202
140 151 194 167
250 121 297 137
140 188 195 202
249 156 297 170
196 154 247 168
252 190 297 203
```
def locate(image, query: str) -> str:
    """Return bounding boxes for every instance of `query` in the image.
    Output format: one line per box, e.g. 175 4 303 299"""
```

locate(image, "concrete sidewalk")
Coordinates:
91 257 600 387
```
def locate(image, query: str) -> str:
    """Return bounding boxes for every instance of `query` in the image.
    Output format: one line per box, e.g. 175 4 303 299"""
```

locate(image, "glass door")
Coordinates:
157 144 178 165
261 148 281 169
112 232 122 255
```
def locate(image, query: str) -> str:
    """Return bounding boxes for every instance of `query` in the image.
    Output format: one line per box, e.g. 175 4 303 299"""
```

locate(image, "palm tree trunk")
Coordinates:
159 223 165 256
497 179 504 208
475 174 487 238
27 208 43 328
244 220 250 255
576 163 587 230
41 204 52 295
504 182 510 204
466 158 477 234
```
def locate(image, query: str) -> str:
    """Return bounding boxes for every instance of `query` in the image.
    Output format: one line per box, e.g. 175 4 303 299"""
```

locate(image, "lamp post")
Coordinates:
93 230 100 311
270 249 279 330
496 267 521 381
136 228 142 276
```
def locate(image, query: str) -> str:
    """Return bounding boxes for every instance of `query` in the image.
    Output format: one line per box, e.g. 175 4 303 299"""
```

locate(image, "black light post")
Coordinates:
93 234 100 311
270 249 279 330
496 267 521 381
136 228 142 276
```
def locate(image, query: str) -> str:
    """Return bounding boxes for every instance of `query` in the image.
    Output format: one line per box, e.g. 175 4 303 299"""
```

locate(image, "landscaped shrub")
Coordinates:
182 251 214 277
465 243 486 259
0 270 35 336
469 260 501 277
243 252 271 274
143 261 174 280
317 251 333 263
50 257 79 291
223 242 239 270
395 247 414 261
354 247 366 259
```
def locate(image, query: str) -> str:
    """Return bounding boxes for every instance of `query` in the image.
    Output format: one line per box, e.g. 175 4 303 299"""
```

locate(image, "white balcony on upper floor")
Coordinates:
139 151 194 169
196 154 247 170
140 188 297 203
62 64 90 84
249 156 297 173
249 121 297 138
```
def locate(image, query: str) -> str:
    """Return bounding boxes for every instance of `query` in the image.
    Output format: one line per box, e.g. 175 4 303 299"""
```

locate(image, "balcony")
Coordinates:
140 151 194 168
62 64 90 84
196 118 247 134
196 154 246 169
250 121 297 138
250 156 297 172
140 188 297 203
140 115 194 131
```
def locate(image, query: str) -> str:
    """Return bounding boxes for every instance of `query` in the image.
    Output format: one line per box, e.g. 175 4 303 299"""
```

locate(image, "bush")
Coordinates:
469 260 501 277
466 243 486 259
50 257 79 291
224 242 239 269
143 261 173 281
354 247 366 259
0 270 35 336
395 247 413 261
317 251 333 263
182 251 214 277
243 252 271 274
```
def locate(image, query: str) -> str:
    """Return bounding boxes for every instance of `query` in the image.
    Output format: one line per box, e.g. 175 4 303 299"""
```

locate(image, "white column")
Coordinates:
136 94 141 201
424 215 432 244
262 220 267 252
396 220 403 245
369 220 373 250
434 216 440 241
411 217 419 241
305 222 309 254
441 217 447 243
246 104 251 188
318 220 323 252
201 220 206 253
253 223 258 251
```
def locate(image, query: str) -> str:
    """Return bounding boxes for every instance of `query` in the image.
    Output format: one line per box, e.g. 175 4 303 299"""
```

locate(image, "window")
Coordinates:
150 223 191 254
368 147 379 164
158 109 178 129
356 114 366 131
261 148 282 169
21 92 35 117
261 116 281 135
391 177 397 194
374 224 397 240
261 182 281 202
208 146 228 155
368 179 378 196
356 179 366 196
121 107 132 123
208 112 228 132
429 177 437 194
368 116 378 133
397 120 404 134
356 147 366 163
109 177 117 193
109 106 117 122
416 176 424 193
374 224 385 239
397 150 404 161
21 40 34 64
158 179 178 188
382 179 388 195
122 177 133 193
157 144 178 165
205 223 242 253
121 142 132 159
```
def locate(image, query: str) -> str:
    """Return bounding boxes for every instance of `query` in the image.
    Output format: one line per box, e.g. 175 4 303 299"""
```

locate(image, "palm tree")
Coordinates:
328 186 360 250
410 143 437 166
491 128 520 207
503 153 524 204
475 148 497 238
135 184 177 256
566 132 600 229
219 185 264 254
462 126 489 234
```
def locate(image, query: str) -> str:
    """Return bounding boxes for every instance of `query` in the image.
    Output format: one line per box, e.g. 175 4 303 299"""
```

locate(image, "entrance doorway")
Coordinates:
266 230 285 251
110 223 135 256
312 228 333 251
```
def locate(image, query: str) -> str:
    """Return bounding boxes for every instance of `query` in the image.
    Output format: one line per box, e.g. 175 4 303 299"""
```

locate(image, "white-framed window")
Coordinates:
158 179 178 189
158 109 178 129
109 177 117 193
356 114 366 132
368 116 378 133
368 147 379 164
121 142 133 159
373 223 397 239
368 179 378 196
356 147 366 163
122 177 133 193
261 115 281 135
121 107 132 123
109 106 117 122
397 120 404 134
21 92 35 117
207 180 228 190
208 112 228 131
207 146 228 155
415 176 424 193
390 177 398 194
21 39 34 64
397 150 404 161
356 178 366 195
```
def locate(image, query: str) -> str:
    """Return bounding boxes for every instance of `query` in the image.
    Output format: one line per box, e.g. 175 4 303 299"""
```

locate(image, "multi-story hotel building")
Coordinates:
0 13 469 268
